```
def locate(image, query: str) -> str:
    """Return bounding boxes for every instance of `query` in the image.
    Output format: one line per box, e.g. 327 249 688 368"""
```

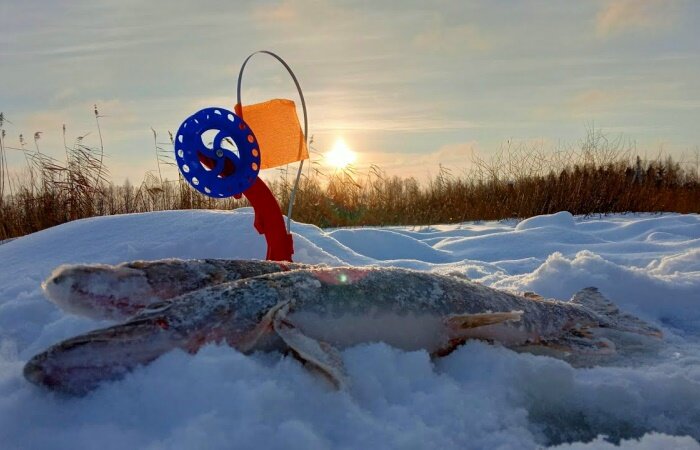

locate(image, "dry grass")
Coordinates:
0 115 698 241
276 129 699 227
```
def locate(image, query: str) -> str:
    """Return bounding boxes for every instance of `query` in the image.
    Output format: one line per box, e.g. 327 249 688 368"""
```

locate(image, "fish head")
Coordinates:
25 281 278 395
23 311 185 395
43 264 155 320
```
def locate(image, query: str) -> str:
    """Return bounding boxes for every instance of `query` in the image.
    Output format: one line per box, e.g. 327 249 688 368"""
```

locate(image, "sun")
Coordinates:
325 138 357 170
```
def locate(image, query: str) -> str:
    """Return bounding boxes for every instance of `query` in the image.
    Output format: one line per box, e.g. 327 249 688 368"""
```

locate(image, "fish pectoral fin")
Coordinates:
445 311 523 330
271 309 348 389
234 302 290 353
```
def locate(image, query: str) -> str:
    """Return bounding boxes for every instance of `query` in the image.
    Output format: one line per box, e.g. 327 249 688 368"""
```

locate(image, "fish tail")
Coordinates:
571 287 662 338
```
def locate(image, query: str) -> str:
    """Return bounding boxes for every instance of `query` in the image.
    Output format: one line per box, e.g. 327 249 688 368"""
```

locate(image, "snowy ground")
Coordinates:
1 209 699 449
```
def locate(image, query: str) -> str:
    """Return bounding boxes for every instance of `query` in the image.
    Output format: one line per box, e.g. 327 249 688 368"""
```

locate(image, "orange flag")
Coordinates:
236 99 309 170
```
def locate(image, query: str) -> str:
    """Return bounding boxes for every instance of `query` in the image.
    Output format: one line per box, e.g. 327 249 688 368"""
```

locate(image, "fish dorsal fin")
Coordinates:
570 288 662 338
271 304 348 388
570 287 620 316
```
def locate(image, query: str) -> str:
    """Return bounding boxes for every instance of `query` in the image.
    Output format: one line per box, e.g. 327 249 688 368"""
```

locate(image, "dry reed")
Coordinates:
0 116 698 241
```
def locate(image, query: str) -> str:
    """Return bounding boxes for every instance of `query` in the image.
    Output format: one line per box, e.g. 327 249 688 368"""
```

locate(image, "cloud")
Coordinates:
532 88 629 121
569 88 626 117
250 0 353 31
252 0 300 23
595 0 679 37
413 19 492 53
50 87 78 104
3 0 698 185
348 141 480 180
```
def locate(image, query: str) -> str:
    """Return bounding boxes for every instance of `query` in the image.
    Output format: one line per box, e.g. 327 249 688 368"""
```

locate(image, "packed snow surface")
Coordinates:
1 209 699 449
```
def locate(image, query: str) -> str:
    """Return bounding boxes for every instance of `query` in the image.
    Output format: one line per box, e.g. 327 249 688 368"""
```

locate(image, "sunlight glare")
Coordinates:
325 138 357 170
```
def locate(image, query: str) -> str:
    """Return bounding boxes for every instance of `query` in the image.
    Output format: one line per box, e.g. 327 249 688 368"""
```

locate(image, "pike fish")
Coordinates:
43 259 314 320
26 266 662 395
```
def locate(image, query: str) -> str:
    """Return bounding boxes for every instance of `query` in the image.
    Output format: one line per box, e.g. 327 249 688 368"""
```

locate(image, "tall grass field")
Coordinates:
0 111 698 241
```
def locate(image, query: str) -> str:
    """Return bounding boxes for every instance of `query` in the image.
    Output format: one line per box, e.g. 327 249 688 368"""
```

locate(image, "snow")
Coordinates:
1 209 699 449
329 228 453 263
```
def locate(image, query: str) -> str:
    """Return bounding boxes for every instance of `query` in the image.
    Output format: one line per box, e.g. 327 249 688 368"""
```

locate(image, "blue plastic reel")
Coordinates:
174 107 261 198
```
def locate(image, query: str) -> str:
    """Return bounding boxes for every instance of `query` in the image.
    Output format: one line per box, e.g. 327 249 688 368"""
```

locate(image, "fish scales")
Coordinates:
25 266 661 394
142 268 601 348
44 259 315 320
257 268 602 342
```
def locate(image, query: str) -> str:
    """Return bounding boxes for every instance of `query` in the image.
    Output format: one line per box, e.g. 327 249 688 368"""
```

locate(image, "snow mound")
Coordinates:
515 211 576 231
329 228 452 262
492 250 700 328
1 210 699 449
549 434 700 449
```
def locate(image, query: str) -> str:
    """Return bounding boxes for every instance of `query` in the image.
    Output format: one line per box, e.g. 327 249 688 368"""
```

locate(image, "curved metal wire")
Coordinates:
236 51 308 233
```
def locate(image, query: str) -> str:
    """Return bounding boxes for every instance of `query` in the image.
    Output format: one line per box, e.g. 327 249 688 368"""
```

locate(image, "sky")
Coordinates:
1 0 699 184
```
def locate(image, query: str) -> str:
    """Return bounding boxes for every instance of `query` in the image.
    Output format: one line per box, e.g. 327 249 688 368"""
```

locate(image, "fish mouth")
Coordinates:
24 318 182 395
24 351 133 395
43 264 153 320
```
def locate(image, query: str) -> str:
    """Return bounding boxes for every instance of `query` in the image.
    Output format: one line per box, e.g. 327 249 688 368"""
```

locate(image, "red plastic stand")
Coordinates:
242 178 294 262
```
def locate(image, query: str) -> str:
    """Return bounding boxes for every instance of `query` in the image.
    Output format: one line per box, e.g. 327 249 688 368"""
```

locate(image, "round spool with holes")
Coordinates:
174 107 261 198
